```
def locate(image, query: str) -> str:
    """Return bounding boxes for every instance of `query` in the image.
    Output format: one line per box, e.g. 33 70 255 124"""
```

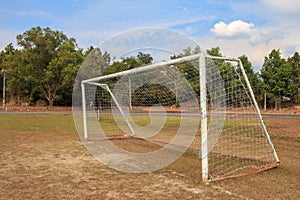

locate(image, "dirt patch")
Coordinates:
2 104 300 114
215 117 300 200
0 114 235 199
0 114 299 199
264 118 300 138
1 106 72 112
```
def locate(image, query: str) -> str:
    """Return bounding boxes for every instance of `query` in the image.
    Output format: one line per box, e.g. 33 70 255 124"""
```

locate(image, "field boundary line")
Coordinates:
211 185 253 200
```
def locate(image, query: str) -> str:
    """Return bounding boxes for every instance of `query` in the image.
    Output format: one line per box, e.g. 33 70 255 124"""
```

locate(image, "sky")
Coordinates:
0 0 300 70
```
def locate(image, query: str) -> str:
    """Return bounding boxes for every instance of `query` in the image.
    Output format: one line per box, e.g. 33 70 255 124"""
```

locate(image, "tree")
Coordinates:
103 52 153 76
80 47 110 80
261 49 293 109
171 45 202 58
239 55 264 106
206 47 225 69
137 52 153 65
0 43 31 105
207 47 221 57
44 42 83 106
15 26 84 106
122 56 142 69
131 83 176 106
287 52 300 104
206 47 240 106
170 46 203 97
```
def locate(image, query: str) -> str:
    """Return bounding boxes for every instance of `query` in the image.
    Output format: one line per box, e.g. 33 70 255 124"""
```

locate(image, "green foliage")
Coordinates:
1 26 84 106
206 47 221 57
103 61 127 76
1 28 299 109
239 55 264 104
80 47 110 81
131 83 176 106
287 52 300 103
261 49 296 109
170 46 202 97
137 52 153 65
102 52 153 76
1 44 35 104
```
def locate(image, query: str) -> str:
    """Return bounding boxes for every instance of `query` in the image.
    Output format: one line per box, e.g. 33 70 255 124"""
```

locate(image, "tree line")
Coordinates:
0 26 299 109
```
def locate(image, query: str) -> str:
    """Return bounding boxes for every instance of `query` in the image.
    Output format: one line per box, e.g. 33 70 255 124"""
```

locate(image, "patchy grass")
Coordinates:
0 114 299 199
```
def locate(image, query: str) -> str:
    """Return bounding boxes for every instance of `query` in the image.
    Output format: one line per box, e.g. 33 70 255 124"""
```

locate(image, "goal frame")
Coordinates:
81 53 280 182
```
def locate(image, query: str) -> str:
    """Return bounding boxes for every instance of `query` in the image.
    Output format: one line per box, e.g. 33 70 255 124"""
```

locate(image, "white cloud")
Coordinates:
200 23 300 71
198 36 268 71
210 20 285 46
248 26 281 45
262 0 300 13
201 5 300 70
210 20 254 37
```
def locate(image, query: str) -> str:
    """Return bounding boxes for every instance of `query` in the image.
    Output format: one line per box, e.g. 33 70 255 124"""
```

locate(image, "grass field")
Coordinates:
0 114 299 199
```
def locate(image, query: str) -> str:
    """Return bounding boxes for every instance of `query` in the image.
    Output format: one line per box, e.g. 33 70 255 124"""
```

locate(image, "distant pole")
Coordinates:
2 69 6 110
264 90 266 111
97 108 101 121
129 77 132 110
127 63 132 111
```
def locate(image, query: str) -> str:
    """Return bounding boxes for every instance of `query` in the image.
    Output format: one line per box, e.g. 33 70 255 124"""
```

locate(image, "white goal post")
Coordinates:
81 53 279 182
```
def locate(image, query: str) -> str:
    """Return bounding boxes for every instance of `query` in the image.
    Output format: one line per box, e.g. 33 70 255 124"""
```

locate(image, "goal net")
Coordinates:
80 53 279 182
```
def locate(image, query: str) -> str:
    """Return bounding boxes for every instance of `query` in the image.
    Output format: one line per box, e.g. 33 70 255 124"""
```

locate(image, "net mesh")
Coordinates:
82 55 278 181
206 59 277 180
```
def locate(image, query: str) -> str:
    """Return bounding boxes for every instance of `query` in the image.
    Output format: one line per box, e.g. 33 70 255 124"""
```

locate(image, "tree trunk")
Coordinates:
274 96 281 111
44 86 59 107
48 99 53 107
45 93 54 107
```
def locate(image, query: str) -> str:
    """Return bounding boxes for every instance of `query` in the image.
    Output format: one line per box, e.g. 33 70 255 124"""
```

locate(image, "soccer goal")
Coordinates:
81 53 279 182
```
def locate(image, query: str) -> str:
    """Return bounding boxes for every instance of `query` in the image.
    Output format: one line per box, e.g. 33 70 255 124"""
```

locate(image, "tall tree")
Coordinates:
206 47 240 106
287 52 300 103
137 52 153 65
0 43 31 105
206 47 222 57
170 46 203 96
80 47 110 80
15 26 84 106
103 52 152 76
44 42 83 106
239 55 264 105
261 49 293 109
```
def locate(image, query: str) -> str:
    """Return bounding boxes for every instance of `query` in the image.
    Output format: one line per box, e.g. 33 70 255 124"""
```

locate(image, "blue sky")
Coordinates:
1 0 300 70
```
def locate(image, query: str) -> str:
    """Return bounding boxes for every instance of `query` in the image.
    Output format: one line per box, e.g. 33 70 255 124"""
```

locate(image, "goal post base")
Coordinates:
208 162 280 182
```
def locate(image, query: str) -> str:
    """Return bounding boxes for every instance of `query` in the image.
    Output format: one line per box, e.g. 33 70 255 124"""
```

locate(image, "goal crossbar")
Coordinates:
82 54 241 83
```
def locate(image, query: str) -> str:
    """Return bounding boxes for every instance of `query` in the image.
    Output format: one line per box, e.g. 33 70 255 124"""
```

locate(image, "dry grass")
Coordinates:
0 114 299 199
